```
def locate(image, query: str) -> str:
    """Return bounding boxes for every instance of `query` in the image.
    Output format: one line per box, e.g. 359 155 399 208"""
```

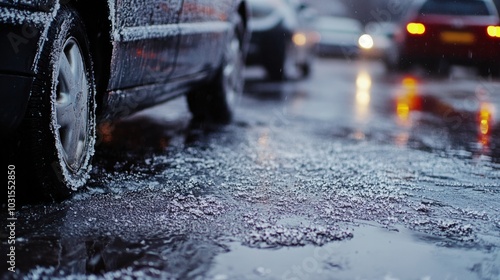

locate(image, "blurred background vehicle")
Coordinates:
312 16 364 58
359 21 397 59
245 0 317 80
384 0 500 75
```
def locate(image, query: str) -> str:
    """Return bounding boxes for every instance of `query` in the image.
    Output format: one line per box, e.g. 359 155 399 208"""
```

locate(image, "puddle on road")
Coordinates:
208 224 499 280
390 75 500 164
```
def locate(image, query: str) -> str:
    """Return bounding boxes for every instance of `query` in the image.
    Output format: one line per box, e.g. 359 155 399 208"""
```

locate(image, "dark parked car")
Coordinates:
0 0 249 199
384 0 500 75
245 0 316 80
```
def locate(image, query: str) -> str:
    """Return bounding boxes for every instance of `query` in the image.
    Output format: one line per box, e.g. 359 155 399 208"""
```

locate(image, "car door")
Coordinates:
108 0 182 90
172 0 235 78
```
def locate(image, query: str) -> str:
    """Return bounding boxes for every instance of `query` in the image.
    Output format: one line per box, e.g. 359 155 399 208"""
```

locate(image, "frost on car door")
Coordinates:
108 0 182 90
173 0 234 78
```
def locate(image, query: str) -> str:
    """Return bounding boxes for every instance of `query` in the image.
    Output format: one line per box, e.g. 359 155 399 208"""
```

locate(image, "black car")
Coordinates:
0 0 249 200
245 0 316 80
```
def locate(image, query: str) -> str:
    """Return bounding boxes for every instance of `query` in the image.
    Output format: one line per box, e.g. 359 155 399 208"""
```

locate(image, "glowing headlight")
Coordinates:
292 32 307 46
358 34 374 49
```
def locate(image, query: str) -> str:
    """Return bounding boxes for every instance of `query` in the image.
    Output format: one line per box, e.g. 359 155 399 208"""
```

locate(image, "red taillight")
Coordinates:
487 26 500 37
407 23 426 35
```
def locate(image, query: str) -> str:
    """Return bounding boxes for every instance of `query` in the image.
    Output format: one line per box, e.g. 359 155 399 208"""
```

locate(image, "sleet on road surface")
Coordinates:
2 58 500 280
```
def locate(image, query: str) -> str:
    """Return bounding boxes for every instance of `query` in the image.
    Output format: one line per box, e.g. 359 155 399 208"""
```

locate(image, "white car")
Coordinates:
359 21 398 59
313 16 364 57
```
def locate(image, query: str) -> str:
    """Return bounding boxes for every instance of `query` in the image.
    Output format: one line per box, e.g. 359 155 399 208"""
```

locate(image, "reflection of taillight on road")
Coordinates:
487 26 500 38
406 23 426 35
479 105 491 135
396 77 421 124
478 103 494 146
397 101 410 122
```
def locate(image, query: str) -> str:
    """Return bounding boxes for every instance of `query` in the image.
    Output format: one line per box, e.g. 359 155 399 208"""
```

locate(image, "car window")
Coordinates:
419 0 491 16
315 18 362 33
250 4 273 18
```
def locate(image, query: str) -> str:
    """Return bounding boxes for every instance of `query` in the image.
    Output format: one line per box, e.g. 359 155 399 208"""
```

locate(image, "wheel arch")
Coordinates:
237 0 250 53
66 0 113 117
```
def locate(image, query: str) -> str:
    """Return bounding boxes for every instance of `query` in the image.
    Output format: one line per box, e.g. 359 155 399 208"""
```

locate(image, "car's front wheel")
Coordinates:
21 7 96 200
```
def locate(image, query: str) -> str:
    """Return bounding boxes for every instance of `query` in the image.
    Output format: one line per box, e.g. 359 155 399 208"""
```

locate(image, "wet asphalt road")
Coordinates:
2 58 500 280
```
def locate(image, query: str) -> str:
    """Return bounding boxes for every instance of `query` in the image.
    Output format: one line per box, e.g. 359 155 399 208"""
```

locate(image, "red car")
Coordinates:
385 0 500 75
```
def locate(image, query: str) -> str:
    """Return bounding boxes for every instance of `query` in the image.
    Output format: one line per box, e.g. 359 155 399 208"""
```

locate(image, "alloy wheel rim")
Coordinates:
55 37 89 172
223 37 243 107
